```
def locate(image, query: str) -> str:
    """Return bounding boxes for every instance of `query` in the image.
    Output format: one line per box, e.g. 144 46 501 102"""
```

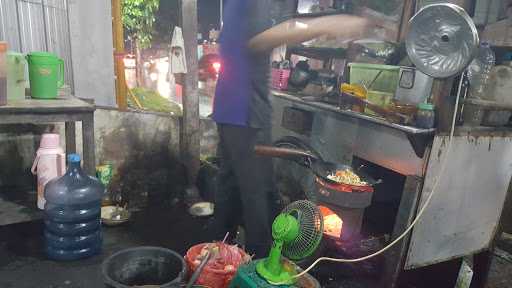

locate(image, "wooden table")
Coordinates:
0 97 96 174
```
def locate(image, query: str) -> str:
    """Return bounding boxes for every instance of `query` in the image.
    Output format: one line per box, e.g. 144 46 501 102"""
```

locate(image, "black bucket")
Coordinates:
102 246 187 288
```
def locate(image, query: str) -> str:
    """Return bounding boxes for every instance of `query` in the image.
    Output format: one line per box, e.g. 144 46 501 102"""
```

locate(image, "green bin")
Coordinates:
27 52 64 99
348 63 399 94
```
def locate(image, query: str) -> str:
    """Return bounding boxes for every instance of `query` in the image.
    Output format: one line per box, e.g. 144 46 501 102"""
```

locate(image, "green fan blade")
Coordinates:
256 200 323 284
282 202 323 260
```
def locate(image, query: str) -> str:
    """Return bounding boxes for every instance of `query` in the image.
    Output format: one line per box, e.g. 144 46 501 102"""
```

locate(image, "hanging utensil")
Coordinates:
406 3 478 78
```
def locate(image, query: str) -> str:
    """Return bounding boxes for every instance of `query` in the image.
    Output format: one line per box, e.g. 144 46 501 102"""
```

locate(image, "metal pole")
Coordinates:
112 0 127 110
15 0 24 51
220 0 223 29
41 0 49 51
64 0 75 92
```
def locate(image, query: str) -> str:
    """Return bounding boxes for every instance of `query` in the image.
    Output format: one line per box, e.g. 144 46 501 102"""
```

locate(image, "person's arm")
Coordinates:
248 14 372 52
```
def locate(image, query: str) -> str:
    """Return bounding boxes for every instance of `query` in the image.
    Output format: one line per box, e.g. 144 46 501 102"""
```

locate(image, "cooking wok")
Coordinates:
254 145 379 187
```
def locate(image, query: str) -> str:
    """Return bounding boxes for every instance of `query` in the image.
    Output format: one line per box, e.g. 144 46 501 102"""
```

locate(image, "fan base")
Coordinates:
256 258 296 285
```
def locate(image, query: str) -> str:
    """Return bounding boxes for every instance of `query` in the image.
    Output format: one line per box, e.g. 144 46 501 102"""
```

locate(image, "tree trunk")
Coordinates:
180 0 200 195
135 42 143 87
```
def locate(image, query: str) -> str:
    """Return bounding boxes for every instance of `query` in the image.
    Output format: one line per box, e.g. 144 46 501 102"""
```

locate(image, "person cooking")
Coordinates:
212 0 374 258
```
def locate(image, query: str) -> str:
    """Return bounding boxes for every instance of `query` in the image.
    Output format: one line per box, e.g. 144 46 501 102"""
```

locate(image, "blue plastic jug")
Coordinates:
44 153 104 261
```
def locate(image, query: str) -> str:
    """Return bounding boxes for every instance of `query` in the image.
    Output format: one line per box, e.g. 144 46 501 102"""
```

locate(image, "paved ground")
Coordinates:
0 203 212 288
0 201 510 288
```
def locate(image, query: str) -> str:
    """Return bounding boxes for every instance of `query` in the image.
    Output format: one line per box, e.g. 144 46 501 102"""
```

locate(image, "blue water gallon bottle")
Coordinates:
44 153 104 260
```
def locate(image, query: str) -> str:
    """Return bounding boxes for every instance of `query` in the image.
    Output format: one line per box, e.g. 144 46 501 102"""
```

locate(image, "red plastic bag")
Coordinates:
185 242 250 288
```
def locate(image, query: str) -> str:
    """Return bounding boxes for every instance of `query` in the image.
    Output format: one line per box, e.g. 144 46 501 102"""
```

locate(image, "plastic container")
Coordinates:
467 42 495 100
479 64 512 127
7 51 27 101
96 163 114 206
462 42 496 126
0 42 7 106
185 243 250 288
394 67 433 105
31 133 66 209
44 153 104 261
27 51 64 99
348 63 400 94
416 103 436 129
463 43 495 126
365 90 393 116
271 68 291 91
230 259 320 288
102 247 187 288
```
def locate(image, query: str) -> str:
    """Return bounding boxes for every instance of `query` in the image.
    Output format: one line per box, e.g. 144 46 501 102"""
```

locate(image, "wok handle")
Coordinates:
254 145 317 160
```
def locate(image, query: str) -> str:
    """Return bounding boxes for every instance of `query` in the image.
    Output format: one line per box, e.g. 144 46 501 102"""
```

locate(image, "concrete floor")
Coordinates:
0 203 212 288
0 202 511 288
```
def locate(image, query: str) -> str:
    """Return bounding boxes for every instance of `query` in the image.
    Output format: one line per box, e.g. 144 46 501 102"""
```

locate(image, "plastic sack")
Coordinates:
346 40 399 64
185 242 251 288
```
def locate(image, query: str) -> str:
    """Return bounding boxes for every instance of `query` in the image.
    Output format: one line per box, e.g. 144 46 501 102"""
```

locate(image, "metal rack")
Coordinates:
271 90 512 288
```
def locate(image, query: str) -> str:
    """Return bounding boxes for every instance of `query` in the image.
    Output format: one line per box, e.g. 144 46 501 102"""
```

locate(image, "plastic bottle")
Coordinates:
467 42 495 100
464 42 495 126
44 154 104 261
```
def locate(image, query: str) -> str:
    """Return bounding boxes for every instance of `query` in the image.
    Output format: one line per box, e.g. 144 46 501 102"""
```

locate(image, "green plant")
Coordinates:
122 0 160 49
122 0 160 85
129 87 182 115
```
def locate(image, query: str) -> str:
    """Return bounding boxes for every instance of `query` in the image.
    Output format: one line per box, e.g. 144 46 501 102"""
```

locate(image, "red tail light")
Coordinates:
212 62 221 74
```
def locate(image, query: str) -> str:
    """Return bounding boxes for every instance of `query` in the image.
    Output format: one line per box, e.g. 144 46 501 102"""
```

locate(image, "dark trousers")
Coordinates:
213 124 277 258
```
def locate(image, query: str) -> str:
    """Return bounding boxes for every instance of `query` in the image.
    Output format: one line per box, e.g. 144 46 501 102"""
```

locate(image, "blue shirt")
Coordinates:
212 0 272 128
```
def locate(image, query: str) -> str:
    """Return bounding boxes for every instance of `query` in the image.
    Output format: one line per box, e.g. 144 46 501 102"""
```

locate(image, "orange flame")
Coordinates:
319 206 343 238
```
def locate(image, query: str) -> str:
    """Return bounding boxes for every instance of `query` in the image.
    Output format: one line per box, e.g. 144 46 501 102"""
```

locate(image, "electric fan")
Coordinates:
256 200 323 285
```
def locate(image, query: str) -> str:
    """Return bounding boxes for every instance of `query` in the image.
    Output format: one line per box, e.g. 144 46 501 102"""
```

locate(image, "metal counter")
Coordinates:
271 90 512 277
271 91 434 177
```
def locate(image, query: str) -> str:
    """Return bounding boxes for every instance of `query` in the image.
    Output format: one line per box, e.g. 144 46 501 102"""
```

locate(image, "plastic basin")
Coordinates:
102 246 186 288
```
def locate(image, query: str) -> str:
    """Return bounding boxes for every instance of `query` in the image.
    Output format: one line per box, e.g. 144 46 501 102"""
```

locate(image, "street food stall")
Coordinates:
268 2 512 287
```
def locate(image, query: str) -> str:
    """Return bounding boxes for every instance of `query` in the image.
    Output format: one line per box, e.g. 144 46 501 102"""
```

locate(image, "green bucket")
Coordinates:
27 52 64 99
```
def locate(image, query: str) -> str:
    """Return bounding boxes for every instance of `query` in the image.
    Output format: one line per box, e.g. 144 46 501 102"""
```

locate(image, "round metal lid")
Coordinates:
406 3 479 78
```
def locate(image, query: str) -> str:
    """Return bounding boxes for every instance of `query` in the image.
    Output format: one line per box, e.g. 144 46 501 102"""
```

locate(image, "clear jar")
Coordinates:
416 103 435 129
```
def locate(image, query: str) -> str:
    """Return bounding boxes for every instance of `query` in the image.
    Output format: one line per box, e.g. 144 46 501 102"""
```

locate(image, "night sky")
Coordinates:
154 0 221 44
198 0 222 35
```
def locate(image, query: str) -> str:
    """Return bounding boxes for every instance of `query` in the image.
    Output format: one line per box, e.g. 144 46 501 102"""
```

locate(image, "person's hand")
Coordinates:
312 15 373 40
248 14 376 52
